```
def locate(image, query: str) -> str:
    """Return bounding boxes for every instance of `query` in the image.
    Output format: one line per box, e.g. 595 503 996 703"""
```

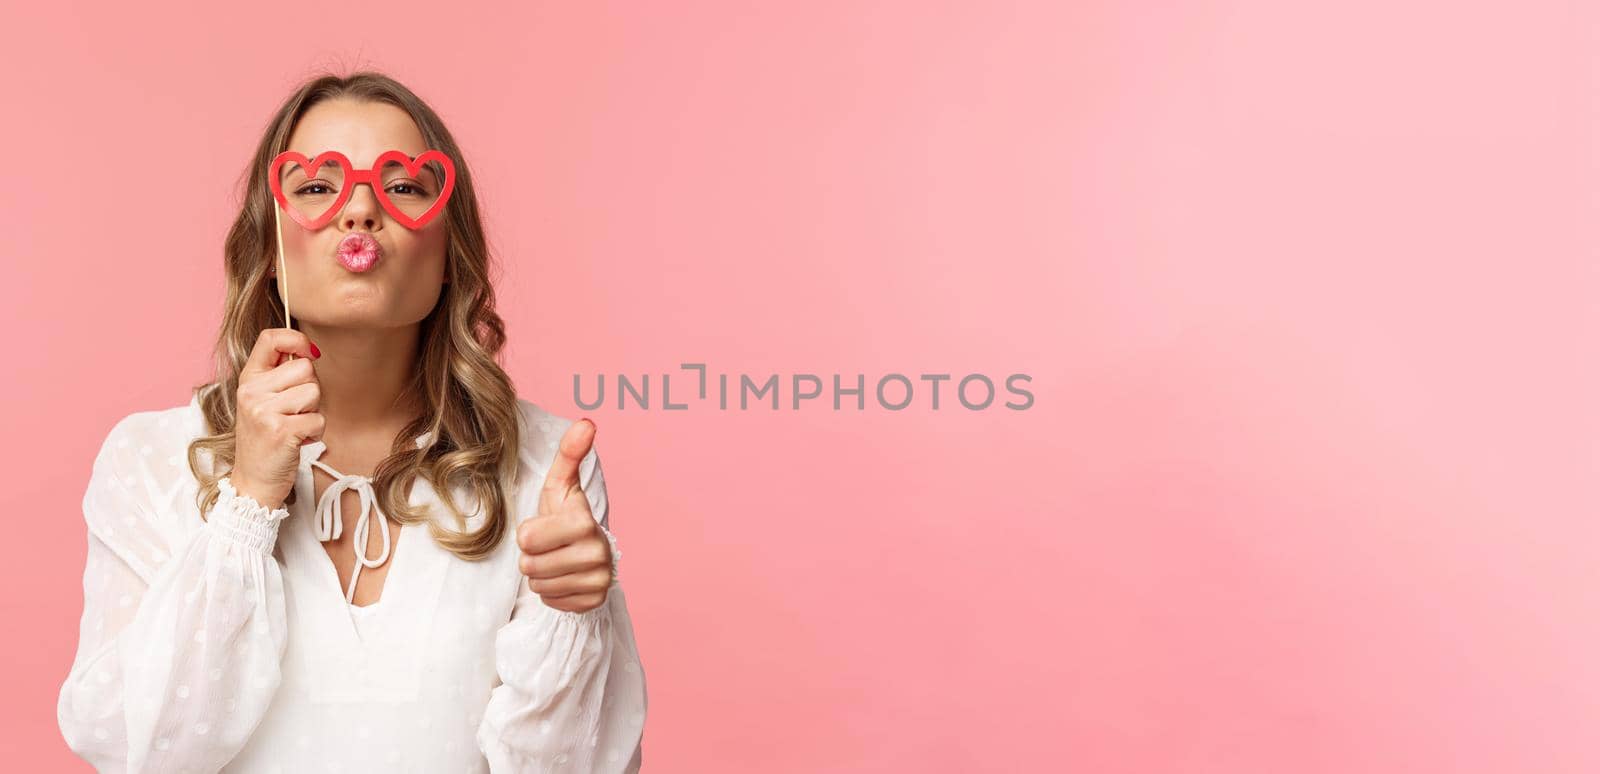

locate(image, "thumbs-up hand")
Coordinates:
516 418 614 614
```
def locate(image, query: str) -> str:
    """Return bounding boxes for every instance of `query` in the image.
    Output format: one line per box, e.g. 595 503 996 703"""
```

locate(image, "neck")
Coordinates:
294 321 423 437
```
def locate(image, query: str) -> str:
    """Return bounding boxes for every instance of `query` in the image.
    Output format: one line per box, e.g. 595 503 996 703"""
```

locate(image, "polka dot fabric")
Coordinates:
57 395 648 772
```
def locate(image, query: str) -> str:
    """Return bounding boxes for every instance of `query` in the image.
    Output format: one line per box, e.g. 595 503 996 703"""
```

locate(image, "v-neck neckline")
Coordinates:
304 440 403 611
293 439 417 639
276 441 456 701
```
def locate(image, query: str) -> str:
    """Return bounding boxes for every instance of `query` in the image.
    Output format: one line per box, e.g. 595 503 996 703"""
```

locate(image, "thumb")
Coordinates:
539 418 595 515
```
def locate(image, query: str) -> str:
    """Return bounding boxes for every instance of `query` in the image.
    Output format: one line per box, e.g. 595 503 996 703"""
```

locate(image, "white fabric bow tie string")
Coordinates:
309 458 391 604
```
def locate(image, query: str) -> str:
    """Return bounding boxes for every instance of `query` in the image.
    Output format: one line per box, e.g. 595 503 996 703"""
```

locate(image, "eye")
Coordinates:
388 182 428 197
294 182 334 196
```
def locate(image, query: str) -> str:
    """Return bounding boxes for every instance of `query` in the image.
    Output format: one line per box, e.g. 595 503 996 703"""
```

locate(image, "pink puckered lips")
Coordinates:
335 233 382 273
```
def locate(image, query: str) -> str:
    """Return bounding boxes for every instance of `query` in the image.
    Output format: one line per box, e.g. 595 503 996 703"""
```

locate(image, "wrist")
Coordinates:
228 475 285 511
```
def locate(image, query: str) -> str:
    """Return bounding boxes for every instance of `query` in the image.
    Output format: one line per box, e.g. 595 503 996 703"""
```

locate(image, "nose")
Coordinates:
340 180 383 232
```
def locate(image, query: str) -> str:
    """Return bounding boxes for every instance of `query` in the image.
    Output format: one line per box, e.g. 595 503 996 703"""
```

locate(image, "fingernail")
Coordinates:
309 341 321 358
581 416 596 431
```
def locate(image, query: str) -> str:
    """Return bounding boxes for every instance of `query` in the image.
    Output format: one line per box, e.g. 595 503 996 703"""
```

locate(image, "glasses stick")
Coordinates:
272 200 296 362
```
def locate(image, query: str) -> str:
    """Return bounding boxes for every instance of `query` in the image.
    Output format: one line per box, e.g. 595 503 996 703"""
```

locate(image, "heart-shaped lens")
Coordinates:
275 153 350 229
374 151 454 229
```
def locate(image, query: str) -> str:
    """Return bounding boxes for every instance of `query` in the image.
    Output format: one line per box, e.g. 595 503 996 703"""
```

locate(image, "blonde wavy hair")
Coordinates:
184 71 521 561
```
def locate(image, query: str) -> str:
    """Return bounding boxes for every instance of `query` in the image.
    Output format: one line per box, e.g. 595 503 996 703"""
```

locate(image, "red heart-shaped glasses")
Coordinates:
268 149 457 230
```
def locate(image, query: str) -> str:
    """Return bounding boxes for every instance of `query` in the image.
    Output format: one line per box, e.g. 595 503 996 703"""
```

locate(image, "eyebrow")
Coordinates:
278 161 314 180
277 160 349 182
277 155 346 176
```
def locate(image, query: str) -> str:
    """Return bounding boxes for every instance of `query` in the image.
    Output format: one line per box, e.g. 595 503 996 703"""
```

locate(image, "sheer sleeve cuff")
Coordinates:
597 521 621 585
212 476 291 555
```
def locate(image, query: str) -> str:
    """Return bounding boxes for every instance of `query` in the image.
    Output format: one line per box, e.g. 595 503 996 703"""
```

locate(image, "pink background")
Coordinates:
4 1 1597 771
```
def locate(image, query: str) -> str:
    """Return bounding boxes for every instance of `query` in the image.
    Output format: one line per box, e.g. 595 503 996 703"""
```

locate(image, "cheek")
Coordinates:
280 227 322 262
409 229 450 277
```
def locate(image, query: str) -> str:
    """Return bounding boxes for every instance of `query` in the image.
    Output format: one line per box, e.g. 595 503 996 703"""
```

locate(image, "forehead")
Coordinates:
284 98 428 168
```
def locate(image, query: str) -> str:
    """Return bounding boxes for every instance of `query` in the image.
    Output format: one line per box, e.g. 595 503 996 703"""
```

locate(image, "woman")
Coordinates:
55 72 647 773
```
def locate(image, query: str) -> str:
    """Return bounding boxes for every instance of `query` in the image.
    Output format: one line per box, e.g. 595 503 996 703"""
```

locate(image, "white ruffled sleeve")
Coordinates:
56 413 291 773
476 446 649 773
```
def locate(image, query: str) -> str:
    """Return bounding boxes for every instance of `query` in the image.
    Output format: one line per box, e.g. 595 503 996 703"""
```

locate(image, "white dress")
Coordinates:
56 394 648 773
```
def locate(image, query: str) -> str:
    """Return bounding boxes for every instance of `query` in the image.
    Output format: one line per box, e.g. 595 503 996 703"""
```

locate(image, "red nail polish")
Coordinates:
309 341 321 358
